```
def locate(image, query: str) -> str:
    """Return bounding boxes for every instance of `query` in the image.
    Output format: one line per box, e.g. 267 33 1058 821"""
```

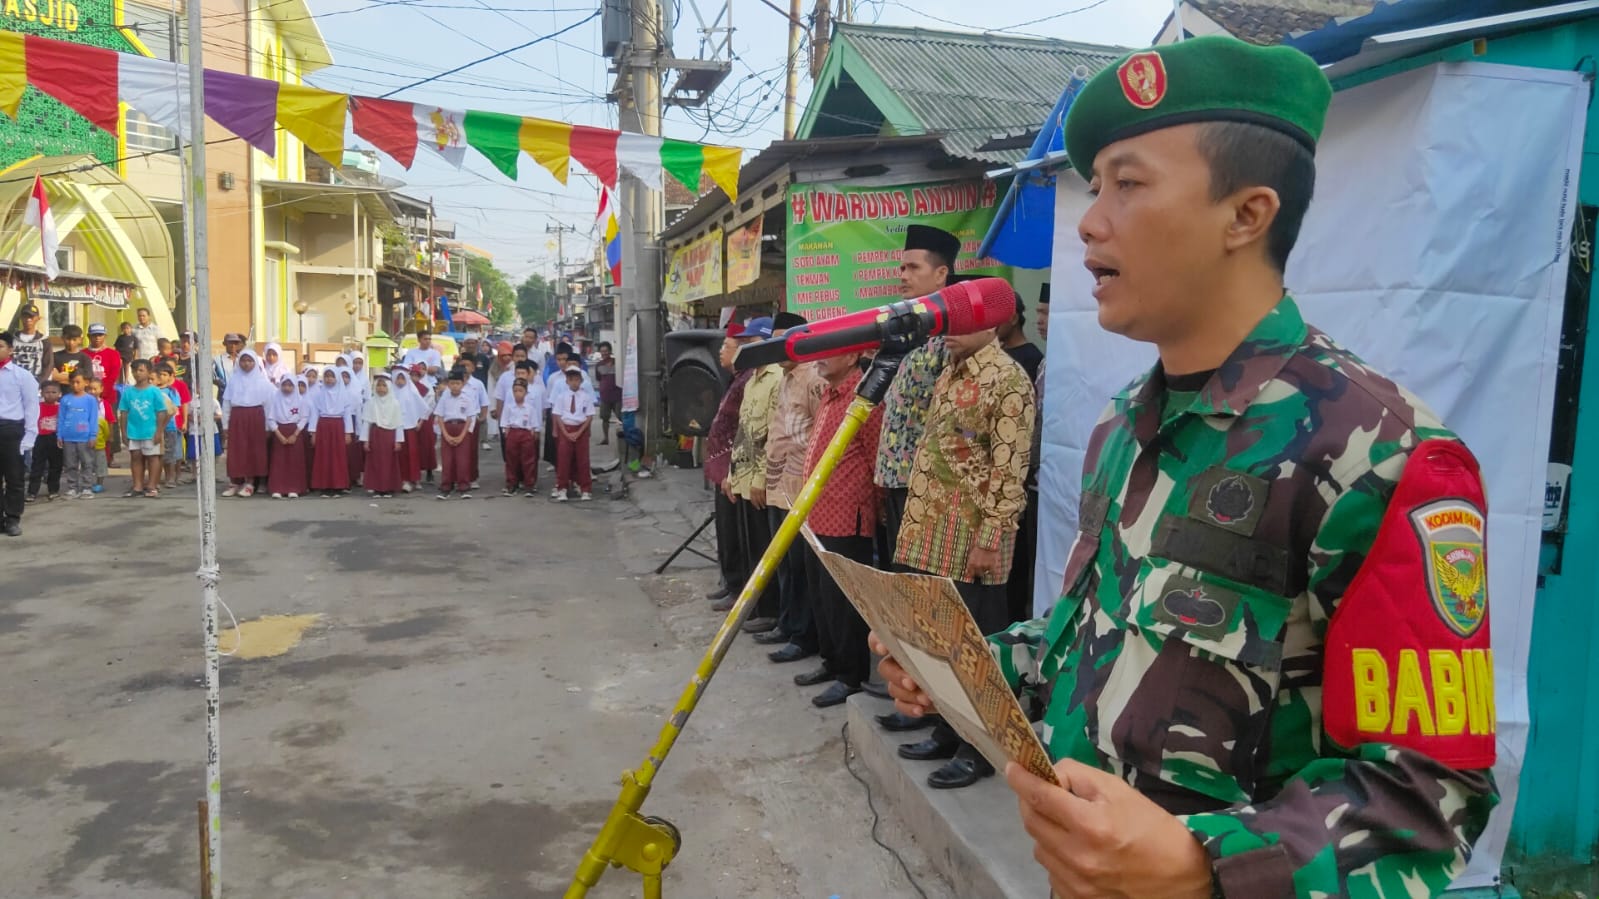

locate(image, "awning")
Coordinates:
260 180 394 222
451 308 490 326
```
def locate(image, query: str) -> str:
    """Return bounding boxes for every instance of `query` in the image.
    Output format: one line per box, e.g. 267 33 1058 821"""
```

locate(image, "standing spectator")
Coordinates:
132 307 161 359
548 366 595 502
753 311 825 658
432 368 476 499
57 370 100 499
499 376 541 496
517 326 546 371
726 317 781 633
88 377 111 493
265 375 309 499
26 382 62 502
154 337 177 369
117 359 169 498
892 322 1034 789
113 321 139 379
0 331 40 535
153 363 189 489
11 303 53 388
83 323 122 403
309 368 354 497
221 350 272 497
212 333 243 399
48 324 90 389
793 349 885 707
401 328 444 382
461 336 492 389
359 371 405 498
996 293 1044 382
702 321 753 610
593 342 621 445
175 331 197 391
873 226 959 565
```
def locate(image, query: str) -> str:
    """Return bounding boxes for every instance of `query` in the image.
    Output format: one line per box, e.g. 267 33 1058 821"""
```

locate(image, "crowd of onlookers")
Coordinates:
0 309 630 536
706 224 1048 791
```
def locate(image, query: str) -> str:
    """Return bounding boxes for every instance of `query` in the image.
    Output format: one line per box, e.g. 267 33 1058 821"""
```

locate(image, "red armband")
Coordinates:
1323 438 1496 769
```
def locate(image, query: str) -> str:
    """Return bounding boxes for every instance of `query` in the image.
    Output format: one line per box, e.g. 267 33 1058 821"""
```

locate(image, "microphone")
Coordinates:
734 276 1016 370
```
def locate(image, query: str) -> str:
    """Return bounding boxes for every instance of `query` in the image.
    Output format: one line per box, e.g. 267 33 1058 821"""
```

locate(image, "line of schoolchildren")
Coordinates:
213 345 600 502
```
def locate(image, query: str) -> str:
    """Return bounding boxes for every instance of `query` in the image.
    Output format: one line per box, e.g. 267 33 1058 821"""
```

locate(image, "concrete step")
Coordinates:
845 693 1048 899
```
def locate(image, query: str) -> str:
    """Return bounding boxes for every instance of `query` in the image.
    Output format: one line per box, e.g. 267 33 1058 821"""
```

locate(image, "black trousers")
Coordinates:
713 489 746 592
0 421 23 523
28 439 62 497
740 498 781 619
1006 489 1040 624
876 485 909 570
806 534 875 687
768 505 816 650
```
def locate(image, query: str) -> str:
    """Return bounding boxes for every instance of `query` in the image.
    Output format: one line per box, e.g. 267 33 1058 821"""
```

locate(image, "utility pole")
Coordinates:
547 222 577 321
183 0 222 891
619 0 665 461
784 0 802 139
425 198 435 328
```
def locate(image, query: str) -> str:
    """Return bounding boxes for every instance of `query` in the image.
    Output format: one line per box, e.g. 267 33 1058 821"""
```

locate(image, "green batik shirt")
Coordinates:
990 297 1497 898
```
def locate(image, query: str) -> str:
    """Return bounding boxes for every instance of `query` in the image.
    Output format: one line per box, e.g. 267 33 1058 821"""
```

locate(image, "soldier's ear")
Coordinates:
1222 185 1280 259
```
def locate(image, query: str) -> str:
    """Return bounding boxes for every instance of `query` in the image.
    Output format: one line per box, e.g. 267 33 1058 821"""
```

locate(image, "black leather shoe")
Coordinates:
861 679 891 699
741 616 778 634
1 520 18 537
927 753 995 790
793 665 833 686
812 681 860 708
751 628 790 645
897 736 958 761
875 712 932 732
706 585 731 600
768 643 815 663
709 597 734 613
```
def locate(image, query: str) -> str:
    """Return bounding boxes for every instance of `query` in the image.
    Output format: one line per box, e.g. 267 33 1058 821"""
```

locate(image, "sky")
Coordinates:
300 0 1178 283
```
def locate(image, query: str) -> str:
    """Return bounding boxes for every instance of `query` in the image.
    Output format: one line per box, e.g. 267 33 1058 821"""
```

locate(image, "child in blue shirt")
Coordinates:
57 370 102 498
117 359 170 498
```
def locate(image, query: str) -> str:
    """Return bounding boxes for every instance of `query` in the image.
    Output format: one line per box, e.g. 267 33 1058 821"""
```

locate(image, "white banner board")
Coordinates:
1035 61 1587 887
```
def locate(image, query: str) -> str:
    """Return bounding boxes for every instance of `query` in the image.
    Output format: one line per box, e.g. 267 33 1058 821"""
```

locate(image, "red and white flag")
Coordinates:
23 175 59 280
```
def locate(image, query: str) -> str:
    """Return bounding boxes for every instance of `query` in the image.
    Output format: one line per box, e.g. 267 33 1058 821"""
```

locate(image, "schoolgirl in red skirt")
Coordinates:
221 349 273 497
360 371 404 496
265 375 309 498
309 368 353 496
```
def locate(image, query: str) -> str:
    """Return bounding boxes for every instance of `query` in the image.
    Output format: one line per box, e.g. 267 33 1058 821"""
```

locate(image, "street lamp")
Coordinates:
294 299 310 356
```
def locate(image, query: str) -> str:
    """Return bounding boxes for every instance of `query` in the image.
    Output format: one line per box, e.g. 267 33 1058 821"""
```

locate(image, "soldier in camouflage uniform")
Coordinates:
877 36 1497 898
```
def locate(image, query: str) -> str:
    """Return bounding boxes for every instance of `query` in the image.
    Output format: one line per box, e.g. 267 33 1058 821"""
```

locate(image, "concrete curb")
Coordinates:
845 693 1049 899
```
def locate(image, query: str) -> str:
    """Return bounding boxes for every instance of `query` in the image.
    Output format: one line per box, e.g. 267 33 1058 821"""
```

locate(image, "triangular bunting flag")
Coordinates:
26 35 119 133
464 109 523 179
415 104 467 168
277 83 349 164
0 33 25 119
570 125 619 188
351 96 419 168
520 118 573 185
615 132 664 190
119 55 192 143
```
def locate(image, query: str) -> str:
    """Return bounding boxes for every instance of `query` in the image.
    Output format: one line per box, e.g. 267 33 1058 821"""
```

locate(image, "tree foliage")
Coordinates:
516 273 557 328
466 256 517 328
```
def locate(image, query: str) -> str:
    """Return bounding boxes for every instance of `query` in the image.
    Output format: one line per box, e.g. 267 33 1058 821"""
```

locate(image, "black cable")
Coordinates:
376 10 598 98
840 721 933 899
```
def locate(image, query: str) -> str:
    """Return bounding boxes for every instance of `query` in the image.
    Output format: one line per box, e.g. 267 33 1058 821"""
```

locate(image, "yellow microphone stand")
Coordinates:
564 345 909 899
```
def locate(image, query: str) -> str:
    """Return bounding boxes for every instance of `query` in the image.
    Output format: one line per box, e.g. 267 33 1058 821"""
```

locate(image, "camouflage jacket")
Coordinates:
991 297 1497 898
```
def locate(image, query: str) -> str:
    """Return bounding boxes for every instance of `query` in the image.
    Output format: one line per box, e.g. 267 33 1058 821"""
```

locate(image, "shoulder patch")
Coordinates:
1322 439 1496 770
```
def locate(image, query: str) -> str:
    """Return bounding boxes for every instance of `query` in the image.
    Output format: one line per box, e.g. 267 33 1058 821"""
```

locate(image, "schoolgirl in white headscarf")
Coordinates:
261 342 292 384
221 349 275 496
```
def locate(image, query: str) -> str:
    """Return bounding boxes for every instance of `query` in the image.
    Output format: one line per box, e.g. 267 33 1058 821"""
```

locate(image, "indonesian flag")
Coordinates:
23 175 58 280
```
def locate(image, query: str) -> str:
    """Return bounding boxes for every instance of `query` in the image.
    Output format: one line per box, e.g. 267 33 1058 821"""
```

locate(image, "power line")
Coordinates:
375 11 599 98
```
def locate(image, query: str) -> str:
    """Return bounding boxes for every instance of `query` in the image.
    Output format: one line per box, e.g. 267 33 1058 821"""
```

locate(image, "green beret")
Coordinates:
1064 35 1332 179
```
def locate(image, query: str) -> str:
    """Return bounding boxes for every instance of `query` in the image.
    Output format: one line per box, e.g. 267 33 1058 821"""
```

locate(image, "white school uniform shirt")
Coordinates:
0 360 41 451
434 390 478 431
548 381 596 427
400 346 443 376
543 370 594 408
464 376 489 413
500 397 541 432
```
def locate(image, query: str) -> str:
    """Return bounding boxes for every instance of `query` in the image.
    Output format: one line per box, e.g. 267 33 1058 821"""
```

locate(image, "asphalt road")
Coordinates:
0 448 952 899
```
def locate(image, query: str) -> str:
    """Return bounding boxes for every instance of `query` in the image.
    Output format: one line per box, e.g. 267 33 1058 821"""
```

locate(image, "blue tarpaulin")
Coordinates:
977 75 1087 270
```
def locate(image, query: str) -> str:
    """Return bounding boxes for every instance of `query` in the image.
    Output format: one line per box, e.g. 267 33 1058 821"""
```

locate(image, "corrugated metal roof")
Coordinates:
1190 0 1375 45
834 23 1125 164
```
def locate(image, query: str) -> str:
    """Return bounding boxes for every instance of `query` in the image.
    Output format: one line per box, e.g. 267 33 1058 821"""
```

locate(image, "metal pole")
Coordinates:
1172 0 1184 40
620 0 665 465
783 0 801 140
426 198 435 327
183 0 222 890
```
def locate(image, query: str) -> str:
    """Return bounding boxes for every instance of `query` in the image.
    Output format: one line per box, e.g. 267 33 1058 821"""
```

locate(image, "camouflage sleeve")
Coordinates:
1179 443 1498 897
987 616 1048 696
